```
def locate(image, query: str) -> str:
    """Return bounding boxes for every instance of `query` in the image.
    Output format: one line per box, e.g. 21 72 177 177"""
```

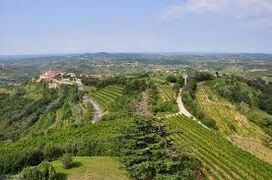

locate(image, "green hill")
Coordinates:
0 82 87 141
2 72 272 179
194 79 272 163
166 114 272 179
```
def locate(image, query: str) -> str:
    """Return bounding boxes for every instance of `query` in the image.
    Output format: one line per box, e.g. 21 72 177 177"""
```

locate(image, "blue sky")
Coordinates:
0 0 272 54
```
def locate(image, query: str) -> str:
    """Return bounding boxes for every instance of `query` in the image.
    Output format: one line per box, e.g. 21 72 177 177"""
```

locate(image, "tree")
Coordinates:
61 153 73 169
166 75 177 83
119 116 202 179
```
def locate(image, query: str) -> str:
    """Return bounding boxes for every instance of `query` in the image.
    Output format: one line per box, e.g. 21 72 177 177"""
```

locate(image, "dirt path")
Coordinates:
177 89 193 118
136 91 152 116
76 78 102 123
83 95 103 123
176 89 209 129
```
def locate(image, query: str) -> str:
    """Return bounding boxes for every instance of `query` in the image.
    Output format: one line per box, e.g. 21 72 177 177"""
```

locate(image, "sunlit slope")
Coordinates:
195 83 272 163
166 114 272 179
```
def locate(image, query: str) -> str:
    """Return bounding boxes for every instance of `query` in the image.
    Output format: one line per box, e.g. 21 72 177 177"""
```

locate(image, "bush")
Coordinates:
166 75 177 83
44 144 64 161
61 153 73 169
20 162 56 180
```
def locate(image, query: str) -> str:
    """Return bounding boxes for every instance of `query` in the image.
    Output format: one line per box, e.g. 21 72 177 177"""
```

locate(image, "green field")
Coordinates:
85 86 123 111
51 156 130 180
166 114 272 179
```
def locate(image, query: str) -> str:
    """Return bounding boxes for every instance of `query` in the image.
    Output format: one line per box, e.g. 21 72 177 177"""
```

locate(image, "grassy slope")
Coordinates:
51 156 130 180
195 82 272 164
166 114 272 179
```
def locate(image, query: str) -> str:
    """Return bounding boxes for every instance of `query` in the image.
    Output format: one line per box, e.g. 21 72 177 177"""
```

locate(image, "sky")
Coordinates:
0 0 272 55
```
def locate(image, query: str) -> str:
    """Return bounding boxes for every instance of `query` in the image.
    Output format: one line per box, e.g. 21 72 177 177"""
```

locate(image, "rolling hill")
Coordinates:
166 114 272 179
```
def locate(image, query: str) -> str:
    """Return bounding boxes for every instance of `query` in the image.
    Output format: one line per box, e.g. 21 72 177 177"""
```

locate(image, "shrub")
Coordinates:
44 144 64 161
20 162 56 180
12 149 45 174
61 153 73 169
166 75 177 83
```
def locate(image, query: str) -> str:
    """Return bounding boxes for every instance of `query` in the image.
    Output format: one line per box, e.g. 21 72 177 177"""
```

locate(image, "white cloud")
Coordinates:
162 4 184 19
238 0 272 12
236 0 272 28
162 0 272 29
162 0 228 19
186 0 228 13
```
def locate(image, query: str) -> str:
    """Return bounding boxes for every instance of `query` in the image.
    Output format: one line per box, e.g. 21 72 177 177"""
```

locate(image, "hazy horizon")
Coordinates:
1 51 272 57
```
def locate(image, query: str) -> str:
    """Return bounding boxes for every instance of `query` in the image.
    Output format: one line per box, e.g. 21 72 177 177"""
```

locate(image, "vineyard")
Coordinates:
85 86 123 111
195 83 272 163
0 118 131 157
158 85 176 101
166 114 272 179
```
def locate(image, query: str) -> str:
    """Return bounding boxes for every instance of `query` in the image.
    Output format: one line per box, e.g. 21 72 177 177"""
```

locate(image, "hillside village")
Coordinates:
36 70 76 88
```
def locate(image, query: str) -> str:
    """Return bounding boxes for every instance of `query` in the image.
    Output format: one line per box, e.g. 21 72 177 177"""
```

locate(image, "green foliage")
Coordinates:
0 118 131 174
182 90 218 130
20 162 56 180
81 76 126 88
124 79 147 93
166 75 177 83
258 82 272 114
0 83 83 141
0 82 57 140
61 153 73 169
76 138 119 156
148 84 178 115
184 78 197 92
213 76 259 106
153 100 179 114
119 115 202 179
0 148 44 174
195 71 214 82
44 144 64 161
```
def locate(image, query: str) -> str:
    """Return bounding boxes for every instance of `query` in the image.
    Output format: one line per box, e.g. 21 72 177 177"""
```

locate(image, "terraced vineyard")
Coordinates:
196 84 263 136
195 83 272 163
158 85 176 101
86 86 123 111
166 114 272 179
